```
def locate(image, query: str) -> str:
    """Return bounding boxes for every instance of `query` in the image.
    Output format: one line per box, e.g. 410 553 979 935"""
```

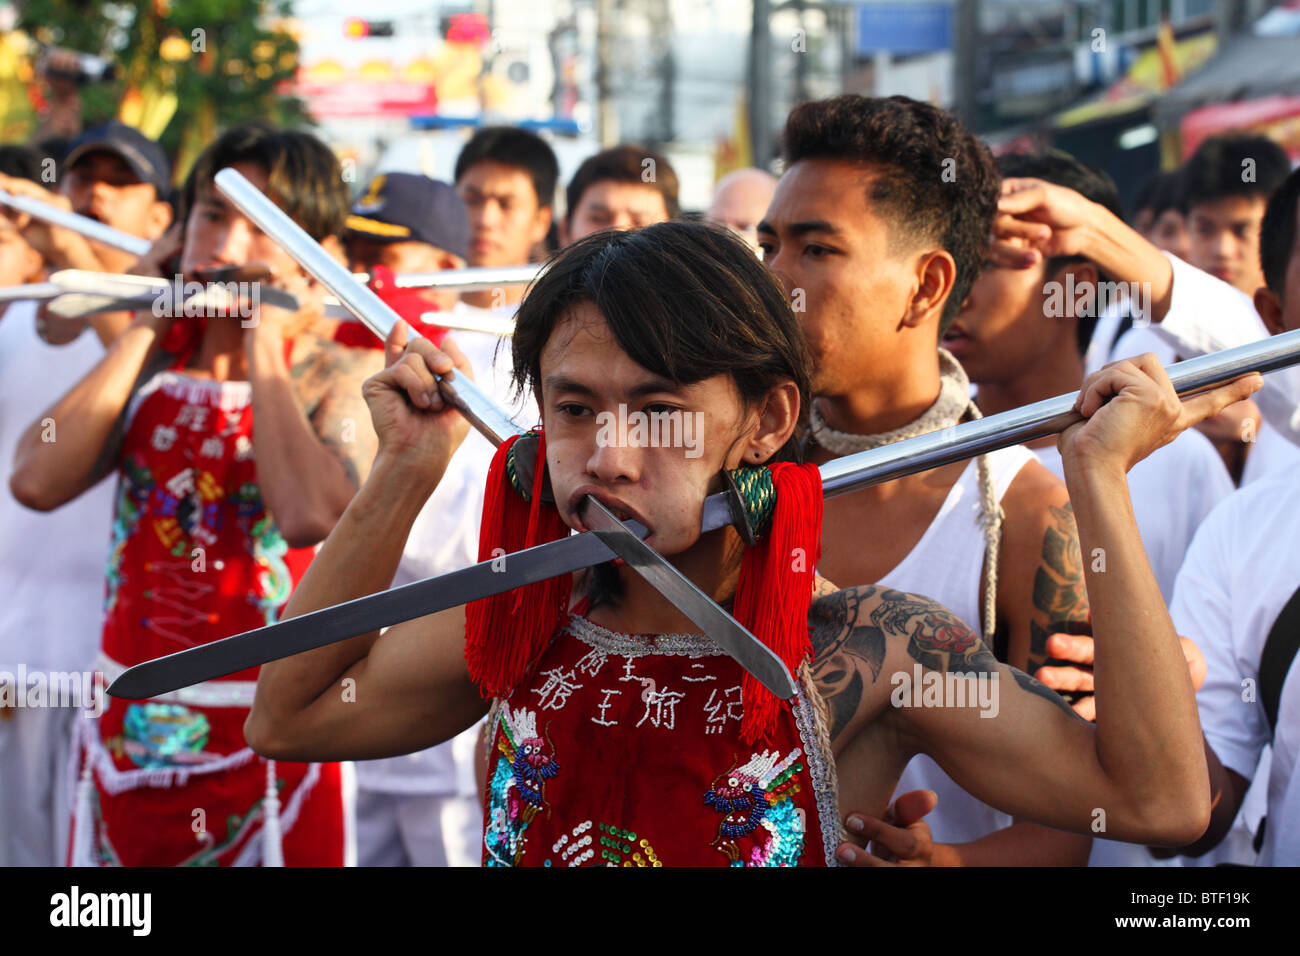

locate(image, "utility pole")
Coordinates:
952 0 979 127
597 0 618 146
748 0 773 167
794 0 809 105
647 0 676 145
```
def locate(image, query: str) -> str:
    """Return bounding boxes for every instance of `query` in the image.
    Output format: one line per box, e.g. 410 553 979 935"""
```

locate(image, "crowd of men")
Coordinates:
0 93 1298 868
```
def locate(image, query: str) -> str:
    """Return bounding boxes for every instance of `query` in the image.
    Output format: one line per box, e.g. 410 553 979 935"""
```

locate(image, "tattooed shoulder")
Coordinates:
868 587 999 676
807 585 998 739
292 335 382 487
289 334 381 416
807 586 888 741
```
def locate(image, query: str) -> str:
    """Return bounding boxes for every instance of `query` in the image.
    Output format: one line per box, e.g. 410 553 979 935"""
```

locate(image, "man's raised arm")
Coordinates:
10 306 175 511
994 176 1300 447
860 355 1260 845
245 322 486 763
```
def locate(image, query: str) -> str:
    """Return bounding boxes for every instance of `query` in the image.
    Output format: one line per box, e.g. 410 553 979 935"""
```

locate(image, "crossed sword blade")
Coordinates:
104 168 794 703
105 183 1300 703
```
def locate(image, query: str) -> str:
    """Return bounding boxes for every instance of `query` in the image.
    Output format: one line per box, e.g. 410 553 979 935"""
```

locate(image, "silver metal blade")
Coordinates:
107 531 619 700
215 168 522 447
323 301 516 337
44 285 300 320
0 190 151 256
582 497 797 699
0 282 62 302
348 264 541 292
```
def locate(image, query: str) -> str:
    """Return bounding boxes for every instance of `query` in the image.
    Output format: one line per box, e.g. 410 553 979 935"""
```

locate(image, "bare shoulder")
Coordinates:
289 333 384 486
288 332 385 416
1000 456 1072 547
807 584 997 742
999 454 1091 670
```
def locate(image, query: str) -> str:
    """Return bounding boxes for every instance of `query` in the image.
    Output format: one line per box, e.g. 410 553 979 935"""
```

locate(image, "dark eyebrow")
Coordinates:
543 375 596 397
543 374 682 399
757 219 841 238
197 191 231 210
628 377 683 398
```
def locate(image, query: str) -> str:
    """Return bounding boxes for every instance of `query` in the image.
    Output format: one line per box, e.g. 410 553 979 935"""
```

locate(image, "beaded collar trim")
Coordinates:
791 675 843 867
563 613 725 658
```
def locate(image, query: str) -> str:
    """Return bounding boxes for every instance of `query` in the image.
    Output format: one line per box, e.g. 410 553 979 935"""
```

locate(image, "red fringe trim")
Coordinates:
464 431 572 698
732 462 824 744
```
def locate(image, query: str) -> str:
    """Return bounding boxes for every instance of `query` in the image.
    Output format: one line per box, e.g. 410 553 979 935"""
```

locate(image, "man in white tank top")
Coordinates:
953 152 1238 865
758 97 1094 864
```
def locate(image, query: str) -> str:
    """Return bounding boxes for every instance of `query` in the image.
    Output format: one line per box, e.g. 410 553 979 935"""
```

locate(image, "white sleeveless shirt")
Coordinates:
877 444 1036 846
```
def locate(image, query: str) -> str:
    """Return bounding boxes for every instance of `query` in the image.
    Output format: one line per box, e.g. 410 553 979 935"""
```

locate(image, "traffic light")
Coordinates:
343 18 394 39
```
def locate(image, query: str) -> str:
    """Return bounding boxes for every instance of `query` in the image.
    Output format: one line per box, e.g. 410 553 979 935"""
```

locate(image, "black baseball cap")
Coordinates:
65 121 170 194
347 172 470 260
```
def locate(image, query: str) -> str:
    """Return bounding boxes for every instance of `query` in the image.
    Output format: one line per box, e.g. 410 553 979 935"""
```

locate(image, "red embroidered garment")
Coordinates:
73 342 344 866
482 613 839 867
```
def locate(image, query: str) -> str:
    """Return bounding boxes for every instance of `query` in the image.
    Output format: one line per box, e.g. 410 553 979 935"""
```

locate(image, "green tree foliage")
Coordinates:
17 0 308 160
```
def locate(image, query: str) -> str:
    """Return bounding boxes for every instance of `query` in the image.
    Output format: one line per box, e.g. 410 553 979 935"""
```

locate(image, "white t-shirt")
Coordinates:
1173 474 1300 866
1085 312 1177 376
1150 253 1300 451
0 302 115 675
355 302 534 796
1242 420 1300 486
1032 428 1233 604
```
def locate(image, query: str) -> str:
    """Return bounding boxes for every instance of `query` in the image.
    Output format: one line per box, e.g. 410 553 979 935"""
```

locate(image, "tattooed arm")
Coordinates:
819 583 1187 845
246 329 383 548
828 356 1259 845
248 324 483 761
994 464 1091 676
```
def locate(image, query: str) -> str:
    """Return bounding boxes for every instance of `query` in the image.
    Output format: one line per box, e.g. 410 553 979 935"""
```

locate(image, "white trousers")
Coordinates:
354 789 482 867
0 704 79 866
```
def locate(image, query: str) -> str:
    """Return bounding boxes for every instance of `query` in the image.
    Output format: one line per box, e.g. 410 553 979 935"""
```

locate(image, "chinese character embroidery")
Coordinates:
703 685 744 735
532 667 583 711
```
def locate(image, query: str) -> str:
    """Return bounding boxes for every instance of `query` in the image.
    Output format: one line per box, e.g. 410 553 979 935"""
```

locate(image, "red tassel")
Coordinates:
160 315 206 359
464 431 572 698
731 462 824 744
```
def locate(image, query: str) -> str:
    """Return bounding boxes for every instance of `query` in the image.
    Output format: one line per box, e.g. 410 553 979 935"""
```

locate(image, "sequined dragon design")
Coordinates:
705 748 806 866
484 703 559 866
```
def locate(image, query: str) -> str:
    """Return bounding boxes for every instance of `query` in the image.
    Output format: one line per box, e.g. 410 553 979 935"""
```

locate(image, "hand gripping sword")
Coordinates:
107 326 1300 703
110 167 794 701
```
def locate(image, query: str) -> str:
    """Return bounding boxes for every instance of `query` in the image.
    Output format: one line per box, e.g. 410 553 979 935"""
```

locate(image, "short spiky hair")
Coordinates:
564 144 681 222
454 126 559 209
1261 165 1300 300
1182 134 1291 211
781 95 1000 332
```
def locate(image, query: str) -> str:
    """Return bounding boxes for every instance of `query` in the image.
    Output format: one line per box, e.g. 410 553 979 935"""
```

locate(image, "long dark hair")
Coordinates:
178 123 350 243
509 220 812 608
511 219 812 464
